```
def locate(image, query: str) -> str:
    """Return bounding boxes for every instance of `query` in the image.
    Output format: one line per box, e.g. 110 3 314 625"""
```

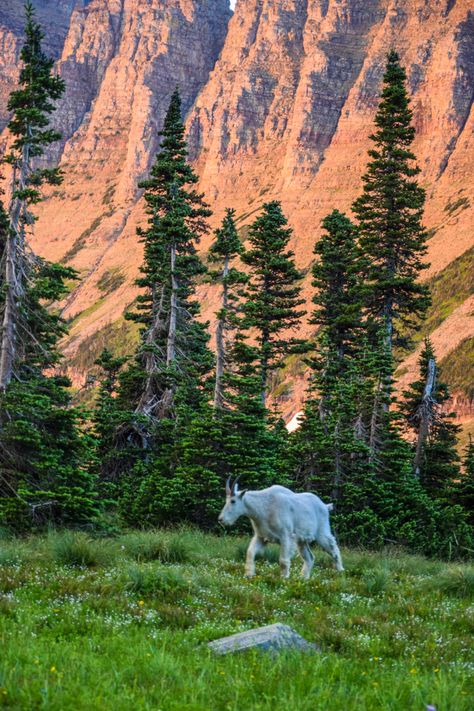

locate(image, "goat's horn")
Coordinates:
232 475 241 494
225 476 232 496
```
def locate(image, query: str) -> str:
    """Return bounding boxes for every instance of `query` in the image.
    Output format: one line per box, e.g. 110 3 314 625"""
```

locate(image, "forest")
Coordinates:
0 2 473 560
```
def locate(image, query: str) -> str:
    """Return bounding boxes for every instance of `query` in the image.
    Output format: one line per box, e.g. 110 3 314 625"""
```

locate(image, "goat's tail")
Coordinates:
326 503 334 513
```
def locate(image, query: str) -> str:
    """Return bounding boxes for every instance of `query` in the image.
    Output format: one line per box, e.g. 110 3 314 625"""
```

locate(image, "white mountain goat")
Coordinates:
218 478 344 579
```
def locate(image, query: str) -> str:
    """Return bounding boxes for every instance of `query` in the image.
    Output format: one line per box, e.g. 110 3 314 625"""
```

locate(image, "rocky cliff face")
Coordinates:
0 0 81 131
0 0 472 432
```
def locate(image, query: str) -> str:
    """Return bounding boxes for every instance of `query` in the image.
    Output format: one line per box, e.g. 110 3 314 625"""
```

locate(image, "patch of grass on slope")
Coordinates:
440 336 474 401
0 530 472 710
69 317 140 373
420 244 474 340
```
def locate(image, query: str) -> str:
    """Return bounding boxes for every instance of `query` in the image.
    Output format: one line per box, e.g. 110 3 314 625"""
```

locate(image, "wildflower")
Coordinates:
433 668 439 673
410 668 417 674
138 600 145 606
50 666 57 673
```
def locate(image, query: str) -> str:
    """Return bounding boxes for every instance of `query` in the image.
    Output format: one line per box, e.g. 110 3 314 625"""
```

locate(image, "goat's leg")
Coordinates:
245 535 265 578
297 541 314 580
316 533 344 572
279 536 294 579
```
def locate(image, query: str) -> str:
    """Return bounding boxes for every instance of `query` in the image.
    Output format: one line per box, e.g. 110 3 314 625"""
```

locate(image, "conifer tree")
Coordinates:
121 89 213 429
243 201 306 405
352 51 430 358
0 2 97 530
112 91 216 524
401 338 461 499
292 211 370 505
208 208 247 410
0 0 65 389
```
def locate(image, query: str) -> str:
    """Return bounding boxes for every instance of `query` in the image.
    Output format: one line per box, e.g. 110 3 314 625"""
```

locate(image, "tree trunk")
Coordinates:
166 242 177 366
214 256 229 410
0 140 31 390
331 420 343 502
0 228 18 390
413 357 436 478
135 286 165 416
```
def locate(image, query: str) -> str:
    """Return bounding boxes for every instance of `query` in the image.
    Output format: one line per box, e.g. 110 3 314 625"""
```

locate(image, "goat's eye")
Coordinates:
230 499 236 504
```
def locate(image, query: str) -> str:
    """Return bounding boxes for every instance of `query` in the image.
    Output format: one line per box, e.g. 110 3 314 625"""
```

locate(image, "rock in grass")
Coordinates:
208 623 318 655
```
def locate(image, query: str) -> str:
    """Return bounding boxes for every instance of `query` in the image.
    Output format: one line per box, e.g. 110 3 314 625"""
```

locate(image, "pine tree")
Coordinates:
291 211 373 513
113 91 217 524
121 89 213 429
0 2 97 530
352 51 430 358
242 201 306 405
401 338 461 499
208 208 247 410
0 1 65 389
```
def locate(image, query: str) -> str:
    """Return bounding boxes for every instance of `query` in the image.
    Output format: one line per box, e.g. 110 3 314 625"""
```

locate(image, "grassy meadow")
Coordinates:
0 528 473 710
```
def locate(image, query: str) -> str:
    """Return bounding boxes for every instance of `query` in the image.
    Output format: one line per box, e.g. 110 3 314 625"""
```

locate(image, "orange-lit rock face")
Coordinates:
0 0 472 423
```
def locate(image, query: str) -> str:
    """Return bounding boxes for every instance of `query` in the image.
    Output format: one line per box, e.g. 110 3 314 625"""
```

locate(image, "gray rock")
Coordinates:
208 623 318 655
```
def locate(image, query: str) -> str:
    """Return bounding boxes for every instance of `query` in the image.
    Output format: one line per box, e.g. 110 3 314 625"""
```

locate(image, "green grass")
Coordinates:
68 317 140 373
419 244 474 339
96 267 126 296
0 530 472 710
440 336 474 401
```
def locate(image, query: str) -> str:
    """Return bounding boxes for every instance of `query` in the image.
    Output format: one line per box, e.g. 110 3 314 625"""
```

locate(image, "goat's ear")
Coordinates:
238 489 247 499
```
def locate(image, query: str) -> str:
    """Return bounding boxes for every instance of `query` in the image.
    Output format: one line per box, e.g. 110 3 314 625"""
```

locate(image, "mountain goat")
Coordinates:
218 478 344 579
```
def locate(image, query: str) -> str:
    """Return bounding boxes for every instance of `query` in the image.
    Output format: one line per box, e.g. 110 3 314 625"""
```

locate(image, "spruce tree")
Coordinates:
113 90 216 524
242 201 306 405
0 2 97 530
292 211 373 513
401 338 461 499
121 89 213 427
208 208 247 410
0 0 65 389
352 51 430 357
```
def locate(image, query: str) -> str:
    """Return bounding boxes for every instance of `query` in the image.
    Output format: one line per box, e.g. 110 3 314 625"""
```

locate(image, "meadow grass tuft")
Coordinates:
47 530 111 568
127 565 191 596
424 566 474 598
120 530 193 563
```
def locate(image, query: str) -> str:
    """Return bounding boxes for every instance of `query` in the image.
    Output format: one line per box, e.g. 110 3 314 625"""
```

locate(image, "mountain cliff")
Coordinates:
0 0 472 431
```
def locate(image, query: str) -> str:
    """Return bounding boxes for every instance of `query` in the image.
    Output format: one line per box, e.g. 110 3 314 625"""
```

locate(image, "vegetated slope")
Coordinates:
0 530 473 709
0 0 472 427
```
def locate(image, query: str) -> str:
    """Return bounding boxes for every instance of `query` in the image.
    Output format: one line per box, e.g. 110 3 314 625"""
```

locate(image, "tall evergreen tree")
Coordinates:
0 0 65 389
401 338 461 499
242 201 306 405
352 51 430 358
111 91 217 524
291 211 371 506
208 208 247 410
0 2 97 530
121 89 213 429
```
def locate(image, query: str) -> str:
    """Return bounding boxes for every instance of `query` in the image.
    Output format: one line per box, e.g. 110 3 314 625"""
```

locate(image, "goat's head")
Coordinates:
218 476 247 526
